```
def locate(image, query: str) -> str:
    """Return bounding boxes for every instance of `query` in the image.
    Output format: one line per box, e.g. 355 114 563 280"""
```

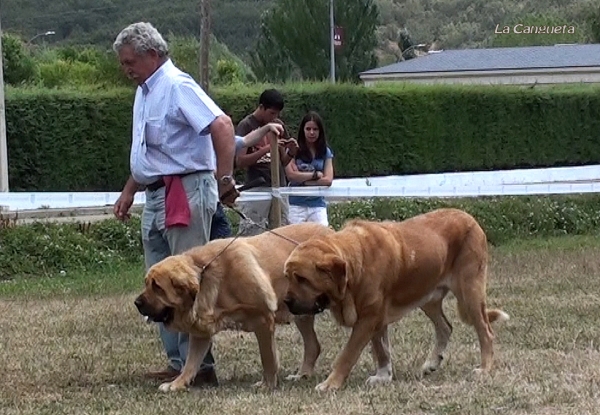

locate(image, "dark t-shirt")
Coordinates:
235 114 289 187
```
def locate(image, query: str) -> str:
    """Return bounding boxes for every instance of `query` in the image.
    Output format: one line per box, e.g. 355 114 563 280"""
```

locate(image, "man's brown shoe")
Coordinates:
191 367 219 388
144 366 180 382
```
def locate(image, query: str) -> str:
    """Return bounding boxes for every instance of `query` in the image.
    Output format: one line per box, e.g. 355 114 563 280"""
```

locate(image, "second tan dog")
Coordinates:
283 208 509 391
134 222 334 392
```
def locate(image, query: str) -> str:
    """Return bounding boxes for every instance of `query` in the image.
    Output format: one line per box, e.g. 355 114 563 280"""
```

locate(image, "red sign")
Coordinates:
334 26 344 49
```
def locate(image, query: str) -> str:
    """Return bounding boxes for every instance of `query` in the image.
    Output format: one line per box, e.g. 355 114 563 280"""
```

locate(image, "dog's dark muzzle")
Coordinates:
134 295 174 324
284 294 330 315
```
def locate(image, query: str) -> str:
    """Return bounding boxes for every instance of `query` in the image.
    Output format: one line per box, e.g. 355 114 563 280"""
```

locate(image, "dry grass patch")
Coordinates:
2 236 600 414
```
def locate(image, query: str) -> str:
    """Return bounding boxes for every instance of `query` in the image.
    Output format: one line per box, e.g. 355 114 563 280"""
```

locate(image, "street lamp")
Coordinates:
27 30 55 45
329 0 335 83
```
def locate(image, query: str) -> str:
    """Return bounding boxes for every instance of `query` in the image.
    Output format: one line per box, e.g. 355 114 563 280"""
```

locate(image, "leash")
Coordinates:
228 205 300 246
200 180 300 278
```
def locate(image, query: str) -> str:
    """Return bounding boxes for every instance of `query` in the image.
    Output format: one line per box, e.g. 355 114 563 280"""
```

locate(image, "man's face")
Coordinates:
118 45 161 85
258 105 281 124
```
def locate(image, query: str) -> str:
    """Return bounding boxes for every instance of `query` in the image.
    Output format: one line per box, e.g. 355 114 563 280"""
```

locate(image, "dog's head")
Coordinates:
283 239 347 316
134 255 200 328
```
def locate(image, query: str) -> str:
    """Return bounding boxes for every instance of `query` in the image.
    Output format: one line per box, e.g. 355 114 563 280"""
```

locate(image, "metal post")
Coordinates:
268 132 282 229
199 0 211 92
329 0 335 84
0 12 8 192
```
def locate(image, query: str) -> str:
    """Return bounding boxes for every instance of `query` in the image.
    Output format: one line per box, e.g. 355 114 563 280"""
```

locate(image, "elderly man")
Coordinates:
112 22 237 387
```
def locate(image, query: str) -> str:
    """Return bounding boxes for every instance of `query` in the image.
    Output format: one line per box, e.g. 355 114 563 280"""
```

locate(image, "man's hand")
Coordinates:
114 191 134 221
113 177 139 221
219 179 239 207
279 137 299 157
265 123 285 137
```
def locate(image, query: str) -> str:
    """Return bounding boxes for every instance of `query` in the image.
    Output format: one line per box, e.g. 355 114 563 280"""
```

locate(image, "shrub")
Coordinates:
0 217 142 280
38 59 103 88
2 33 38 85
214 59 244 86
35 45 129 88
5 195 598 280
329 195 600 245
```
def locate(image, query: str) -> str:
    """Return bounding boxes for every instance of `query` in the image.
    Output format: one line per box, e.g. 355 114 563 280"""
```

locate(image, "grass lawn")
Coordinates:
2 235 600 414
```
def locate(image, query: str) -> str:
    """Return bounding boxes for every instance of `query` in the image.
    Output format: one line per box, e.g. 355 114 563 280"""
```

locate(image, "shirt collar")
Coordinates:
140 58 173 95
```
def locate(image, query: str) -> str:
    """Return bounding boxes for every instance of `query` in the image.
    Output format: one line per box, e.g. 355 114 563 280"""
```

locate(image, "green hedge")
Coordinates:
328 195 600 245
2 195 600 280
6 83 600 191
7 87 133 191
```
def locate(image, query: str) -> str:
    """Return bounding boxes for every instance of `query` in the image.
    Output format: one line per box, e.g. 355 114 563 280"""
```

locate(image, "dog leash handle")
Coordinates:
219 177 266 205
236 177 267 192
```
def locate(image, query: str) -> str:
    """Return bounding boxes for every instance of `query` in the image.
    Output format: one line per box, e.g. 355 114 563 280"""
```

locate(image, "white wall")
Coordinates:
362 70 600 86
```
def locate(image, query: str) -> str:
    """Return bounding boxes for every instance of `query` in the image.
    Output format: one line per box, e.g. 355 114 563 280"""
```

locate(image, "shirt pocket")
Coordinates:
144 117 164 148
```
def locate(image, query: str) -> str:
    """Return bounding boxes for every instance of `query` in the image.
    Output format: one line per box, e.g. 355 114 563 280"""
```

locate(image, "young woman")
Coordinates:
285 111 334 226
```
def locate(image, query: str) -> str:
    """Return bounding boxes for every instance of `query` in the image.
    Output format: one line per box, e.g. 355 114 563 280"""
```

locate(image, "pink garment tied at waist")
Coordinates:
163 175 191 228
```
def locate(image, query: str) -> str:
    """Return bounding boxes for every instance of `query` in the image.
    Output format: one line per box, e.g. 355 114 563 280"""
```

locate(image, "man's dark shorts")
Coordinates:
210 203 232 240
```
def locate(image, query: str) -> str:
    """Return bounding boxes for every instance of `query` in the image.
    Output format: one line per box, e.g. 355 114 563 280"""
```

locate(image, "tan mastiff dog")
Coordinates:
134 222 334 392
283 208 509 391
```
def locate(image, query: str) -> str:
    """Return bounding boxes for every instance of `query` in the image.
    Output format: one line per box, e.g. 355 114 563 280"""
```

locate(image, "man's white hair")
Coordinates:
113 22 168 57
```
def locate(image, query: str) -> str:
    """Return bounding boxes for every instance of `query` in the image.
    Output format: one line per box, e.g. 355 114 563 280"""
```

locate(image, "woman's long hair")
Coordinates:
296 111 328 163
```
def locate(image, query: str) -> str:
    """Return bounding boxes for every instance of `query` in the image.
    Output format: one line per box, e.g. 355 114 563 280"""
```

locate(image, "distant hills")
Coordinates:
3 0 597 66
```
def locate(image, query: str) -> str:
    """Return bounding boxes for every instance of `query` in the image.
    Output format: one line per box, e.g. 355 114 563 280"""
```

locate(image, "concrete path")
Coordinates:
0 205 143 226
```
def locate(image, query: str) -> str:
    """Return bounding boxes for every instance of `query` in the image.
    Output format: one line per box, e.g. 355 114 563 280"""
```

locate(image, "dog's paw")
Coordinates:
158 381 187 392
421 355 443 376
365 374 392 387
253 379 277 389
315 380 340 392
421 362 439 375
472 367 489 376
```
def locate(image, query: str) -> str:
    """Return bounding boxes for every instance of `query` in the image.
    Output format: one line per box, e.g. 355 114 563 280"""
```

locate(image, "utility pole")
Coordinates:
199 0 211 92
329 0 335 84
268 132 281 229
0 11 8 192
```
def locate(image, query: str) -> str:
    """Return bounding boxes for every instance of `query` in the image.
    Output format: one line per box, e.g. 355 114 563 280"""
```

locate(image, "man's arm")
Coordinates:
241 123 284 150
113 175 141 221
235 118 266 168
272 119 294 166
123 175 141 194
235 145 270 169
210 115 237 199
279 145 294 167
171 82 237 203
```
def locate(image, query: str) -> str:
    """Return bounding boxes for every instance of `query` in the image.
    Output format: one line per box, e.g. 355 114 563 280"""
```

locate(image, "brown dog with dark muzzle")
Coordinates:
134 222 334 392
283 208 509 391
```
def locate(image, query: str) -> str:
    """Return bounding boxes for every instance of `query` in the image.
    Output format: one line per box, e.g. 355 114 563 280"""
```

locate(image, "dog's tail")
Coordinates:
456 302 510 326
487 309 510 324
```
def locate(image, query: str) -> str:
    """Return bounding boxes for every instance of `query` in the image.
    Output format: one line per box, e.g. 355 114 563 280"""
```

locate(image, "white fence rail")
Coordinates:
1 164 599 212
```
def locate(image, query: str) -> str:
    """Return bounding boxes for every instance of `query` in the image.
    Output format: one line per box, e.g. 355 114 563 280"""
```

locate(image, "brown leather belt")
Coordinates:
146 170 210 191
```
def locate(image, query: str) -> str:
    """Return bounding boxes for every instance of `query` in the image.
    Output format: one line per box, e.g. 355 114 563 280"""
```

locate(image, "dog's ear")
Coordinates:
170 273 199 304
316 255 347 300
169 256 200 304
150 256 199 305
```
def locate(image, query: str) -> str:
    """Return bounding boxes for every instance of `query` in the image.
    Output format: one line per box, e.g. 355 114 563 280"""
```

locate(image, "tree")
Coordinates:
588 5 600 43
251 0 379 82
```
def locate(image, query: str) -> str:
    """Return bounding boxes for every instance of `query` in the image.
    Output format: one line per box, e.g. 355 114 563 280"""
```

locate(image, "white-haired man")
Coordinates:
112 22 237 387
